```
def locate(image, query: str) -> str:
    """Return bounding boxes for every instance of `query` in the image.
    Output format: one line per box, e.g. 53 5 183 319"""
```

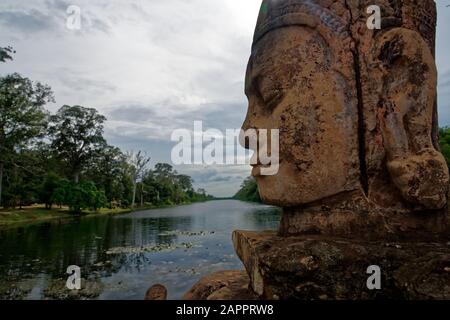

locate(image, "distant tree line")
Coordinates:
439 127 450 168
0 47 213 213
233 176 261 203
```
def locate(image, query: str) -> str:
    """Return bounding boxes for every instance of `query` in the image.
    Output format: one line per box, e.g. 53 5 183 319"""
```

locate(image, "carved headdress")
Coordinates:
252 0 437 53
252 0 350 50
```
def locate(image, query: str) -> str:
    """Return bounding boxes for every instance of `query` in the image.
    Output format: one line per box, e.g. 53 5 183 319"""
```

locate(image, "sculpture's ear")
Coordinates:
375 28 437 158
374 28 448 209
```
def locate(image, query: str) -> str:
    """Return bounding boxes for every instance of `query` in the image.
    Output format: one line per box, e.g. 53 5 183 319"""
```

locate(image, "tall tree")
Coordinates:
0 73 53 206
176 174 194 193
127 150 151 208
48 105 106 183
85 144 125 205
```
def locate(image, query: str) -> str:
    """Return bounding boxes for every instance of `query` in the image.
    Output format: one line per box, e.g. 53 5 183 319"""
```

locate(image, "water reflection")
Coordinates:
0 200 280 299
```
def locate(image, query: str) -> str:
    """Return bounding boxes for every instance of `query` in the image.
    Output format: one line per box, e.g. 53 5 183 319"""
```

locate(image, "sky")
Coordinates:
0 0 449 197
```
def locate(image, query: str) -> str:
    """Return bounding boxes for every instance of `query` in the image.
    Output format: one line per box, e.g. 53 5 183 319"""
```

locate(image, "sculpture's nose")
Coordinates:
240 110 258 151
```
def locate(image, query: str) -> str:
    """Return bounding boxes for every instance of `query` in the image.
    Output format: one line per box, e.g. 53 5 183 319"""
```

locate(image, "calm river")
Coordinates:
0 200 280 300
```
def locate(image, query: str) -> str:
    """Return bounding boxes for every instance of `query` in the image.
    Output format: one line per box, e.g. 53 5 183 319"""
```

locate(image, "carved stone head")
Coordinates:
242 0 449 238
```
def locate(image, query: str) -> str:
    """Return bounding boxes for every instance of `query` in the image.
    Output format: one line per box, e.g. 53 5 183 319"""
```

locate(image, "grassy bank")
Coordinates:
0 205 133 228
0 200 215 229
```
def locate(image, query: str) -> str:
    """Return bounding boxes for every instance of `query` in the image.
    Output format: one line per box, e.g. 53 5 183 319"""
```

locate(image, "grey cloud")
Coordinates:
108 105 158 123
209 175 234 182
199 103 246 130
439 71 450 90
0 1 111 37
44 0 72 12
106 101 246 138
179 166 248 183
178 165 250 197
57 74 117 94
0 10 56 33
89 18 111 34
438 90 450 127
104 130 173 164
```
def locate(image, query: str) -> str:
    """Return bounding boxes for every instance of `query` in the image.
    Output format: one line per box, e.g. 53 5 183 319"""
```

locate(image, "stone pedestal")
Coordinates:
232 230 450 300
183 270 257 300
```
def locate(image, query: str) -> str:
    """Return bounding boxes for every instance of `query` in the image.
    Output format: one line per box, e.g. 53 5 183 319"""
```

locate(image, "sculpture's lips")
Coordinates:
251 165 261 177
251 162 279 177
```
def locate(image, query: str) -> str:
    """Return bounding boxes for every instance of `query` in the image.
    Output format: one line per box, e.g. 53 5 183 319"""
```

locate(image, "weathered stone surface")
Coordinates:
145 284 167 300
279 199 450 241
233 230 450 300
243 3 361 208
183 270 257 300
241 0 449 237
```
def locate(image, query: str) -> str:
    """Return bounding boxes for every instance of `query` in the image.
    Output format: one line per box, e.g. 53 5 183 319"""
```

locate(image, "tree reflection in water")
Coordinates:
0 200 280 299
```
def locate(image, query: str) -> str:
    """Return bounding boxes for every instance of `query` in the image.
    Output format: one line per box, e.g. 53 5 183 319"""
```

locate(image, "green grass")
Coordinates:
0 205 131 228
0 199 215 229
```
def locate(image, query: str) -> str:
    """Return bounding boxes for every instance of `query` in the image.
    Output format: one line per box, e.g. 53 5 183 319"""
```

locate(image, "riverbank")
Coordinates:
0 201 210 229
0 200 280 300
0 205 129 228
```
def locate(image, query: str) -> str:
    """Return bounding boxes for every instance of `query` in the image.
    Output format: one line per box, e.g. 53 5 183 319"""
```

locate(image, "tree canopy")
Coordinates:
234 176 261 203
48 105 106 183
0 47 213 211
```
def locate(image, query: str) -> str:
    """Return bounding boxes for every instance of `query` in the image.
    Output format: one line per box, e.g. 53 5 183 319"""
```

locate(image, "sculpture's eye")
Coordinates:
261 87 283 111
253 77 283 112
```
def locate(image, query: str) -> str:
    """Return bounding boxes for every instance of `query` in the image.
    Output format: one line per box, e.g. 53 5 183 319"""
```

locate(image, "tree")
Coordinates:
154 163 174 177
0 46 14 63
152 163 176 203
127 151 151 208
2 148 47 209
234 176 261 203
439 127 450 168
176 174 194 193
48 105 106 183
0 73 53 206
53 181 107 214
85 145 125 206
51 179 70 209
39 172 63 209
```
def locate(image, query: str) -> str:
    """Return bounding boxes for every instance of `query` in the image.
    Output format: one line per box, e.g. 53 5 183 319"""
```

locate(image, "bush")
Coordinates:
439 127 450 167
53 181 107 214
234 177 261 203
39 172 64 209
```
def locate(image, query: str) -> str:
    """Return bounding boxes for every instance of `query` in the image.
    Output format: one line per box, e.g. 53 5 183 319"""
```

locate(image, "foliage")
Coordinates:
0 73 53 152
439 127 450 167
0 73 54 206
54 181 107 214
48 105 106 183
234 176 261 203
39 172 64 209
127 150 151 208
0 46 14 63
137 163 213 206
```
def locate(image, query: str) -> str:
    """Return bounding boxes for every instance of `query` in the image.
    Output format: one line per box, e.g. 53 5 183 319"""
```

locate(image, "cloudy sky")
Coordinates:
0 0 449 197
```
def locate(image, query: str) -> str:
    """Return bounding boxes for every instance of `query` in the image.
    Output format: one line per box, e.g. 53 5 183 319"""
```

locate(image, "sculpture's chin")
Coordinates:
256 175 310 207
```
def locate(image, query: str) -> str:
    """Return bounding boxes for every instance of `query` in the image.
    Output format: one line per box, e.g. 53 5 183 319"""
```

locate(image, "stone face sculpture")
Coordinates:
242 0 450 240
185 0 450 300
